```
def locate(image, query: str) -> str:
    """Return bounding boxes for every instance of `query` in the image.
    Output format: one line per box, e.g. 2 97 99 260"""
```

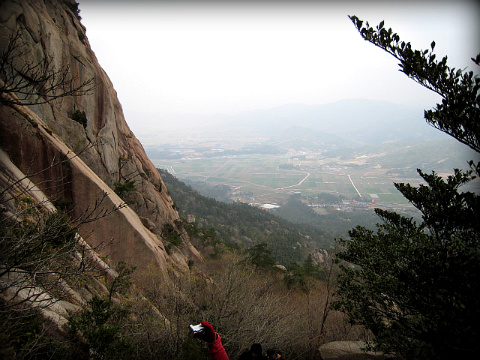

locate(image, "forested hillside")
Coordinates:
183 176 384 239
273 194 382 235
158 169 334 265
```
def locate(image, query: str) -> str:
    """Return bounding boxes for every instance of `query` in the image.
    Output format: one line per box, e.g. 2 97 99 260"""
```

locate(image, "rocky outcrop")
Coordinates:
0 0 202 280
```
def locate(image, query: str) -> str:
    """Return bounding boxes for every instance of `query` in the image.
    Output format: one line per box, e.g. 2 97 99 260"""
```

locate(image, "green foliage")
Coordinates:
245 242 276 268
274 193 380 238
162 223 182 254
67 296 135 360
184 178 232 200
334 170 480 358
158 168 331 265
349 15 480 153
52 197 73 211
333 17 480 359
71 110 87 128
107 261 136 302
275 194 319 224
113 180 136 197
302 253 320 278
162 223 182 245
284 255 323 291
42 211 78 248
284 263 308 291
20 195 34 204
67 262 136 359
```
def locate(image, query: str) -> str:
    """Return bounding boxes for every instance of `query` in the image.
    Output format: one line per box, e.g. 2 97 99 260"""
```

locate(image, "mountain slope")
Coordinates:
159 169 334 265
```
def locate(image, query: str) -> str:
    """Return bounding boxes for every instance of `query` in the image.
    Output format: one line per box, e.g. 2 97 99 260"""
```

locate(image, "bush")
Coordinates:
114 180 136 197
71 110 87 128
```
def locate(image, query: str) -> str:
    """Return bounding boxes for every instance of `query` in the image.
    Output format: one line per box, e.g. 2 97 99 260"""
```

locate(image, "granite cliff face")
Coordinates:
0 0 202 285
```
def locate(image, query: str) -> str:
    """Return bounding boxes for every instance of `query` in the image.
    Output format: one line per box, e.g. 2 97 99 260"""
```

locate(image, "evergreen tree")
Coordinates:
333 17 480 359
245 242 276 268
303 254 319 278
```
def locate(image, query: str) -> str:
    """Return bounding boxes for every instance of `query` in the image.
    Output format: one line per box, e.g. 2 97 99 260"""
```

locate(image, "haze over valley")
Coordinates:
79 0 479 228
144 99 478 220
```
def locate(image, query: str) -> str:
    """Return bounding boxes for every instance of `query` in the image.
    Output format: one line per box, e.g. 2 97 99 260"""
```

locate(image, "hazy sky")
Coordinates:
78 0 479 134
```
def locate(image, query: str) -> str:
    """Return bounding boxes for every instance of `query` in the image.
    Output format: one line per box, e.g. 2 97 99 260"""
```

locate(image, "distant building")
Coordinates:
260 204 280 209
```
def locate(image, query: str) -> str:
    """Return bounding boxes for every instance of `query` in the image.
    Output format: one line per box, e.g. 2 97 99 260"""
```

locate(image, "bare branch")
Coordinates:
0 30 95 107
0 151 125 315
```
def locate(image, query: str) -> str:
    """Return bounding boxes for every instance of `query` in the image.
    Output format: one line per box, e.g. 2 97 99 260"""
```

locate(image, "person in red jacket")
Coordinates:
193 321 230 360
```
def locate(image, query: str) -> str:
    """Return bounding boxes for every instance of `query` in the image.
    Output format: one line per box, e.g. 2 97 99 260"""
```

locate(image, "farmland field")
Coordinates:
151 154 423 208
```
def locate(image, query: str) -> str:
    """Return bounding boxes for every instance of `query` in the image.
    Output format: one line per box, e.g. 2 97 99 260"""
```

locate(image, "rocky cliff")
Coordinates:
0 0 202 288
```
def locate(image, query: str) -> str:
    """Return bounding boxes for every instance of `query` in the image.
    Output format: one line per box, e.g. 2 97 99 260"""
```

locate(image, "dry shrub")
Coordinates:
131 256 371 360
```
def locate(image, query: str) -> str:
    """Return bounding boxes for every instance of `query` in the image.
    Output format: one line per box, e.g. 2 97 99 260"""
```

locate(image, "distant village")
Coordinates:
241 195 417 216
150 143 420 217
237 195 382 212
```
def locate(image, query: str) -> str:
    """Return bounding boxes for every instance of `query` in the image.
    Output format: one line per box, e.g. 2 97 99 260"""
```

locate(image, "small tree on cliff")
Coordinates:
333 17 480 359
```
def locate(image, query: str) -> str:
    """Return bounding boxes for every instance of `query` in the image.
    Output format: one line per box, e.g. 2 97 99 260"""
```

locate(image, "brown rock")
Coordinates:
0 0 202 280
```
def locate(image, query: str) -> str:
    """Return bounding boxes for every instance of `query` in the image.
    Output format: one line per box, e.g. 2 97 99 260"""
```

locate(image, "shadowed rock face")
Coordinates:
0 0 202 277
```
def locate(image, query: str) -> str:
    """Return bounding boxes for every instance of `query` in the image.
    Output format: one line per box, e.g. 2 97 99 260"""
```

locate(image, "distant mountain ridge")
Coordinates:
202 99 443 147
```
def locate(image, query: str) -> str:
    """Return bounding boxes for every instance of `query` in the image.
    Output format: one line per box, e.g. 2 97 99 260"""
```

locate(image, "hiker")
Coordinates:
238 343 267 359
193 321 275 360
266 348 283 359
192 321 229 360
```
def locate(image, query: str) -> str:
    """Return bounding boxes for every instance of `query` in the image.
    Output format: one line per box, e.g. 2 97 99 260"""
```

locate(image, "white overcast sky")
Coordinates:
78 0 479 133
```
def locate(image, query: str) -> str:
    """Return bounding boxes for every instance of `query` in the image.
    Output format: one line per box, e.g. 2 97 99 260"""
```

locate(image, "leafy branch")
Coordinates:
349 15 480 153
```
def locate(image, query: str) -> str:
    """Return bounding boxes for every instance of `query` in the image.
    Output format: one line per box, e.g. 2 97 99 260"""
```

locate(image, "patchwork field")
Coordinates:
152 155 422 206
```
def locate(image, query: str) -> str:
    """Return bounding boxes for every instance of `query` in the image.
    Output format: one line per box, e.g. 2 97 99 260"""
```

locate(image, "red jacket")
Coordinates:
208 333 230 360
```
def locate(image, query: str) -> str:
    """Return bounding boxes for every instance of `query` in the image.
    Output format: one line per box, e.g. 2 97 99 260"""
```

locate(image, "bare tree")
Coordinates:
0 30 95 107
0 148 125 316
201 256 300 358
